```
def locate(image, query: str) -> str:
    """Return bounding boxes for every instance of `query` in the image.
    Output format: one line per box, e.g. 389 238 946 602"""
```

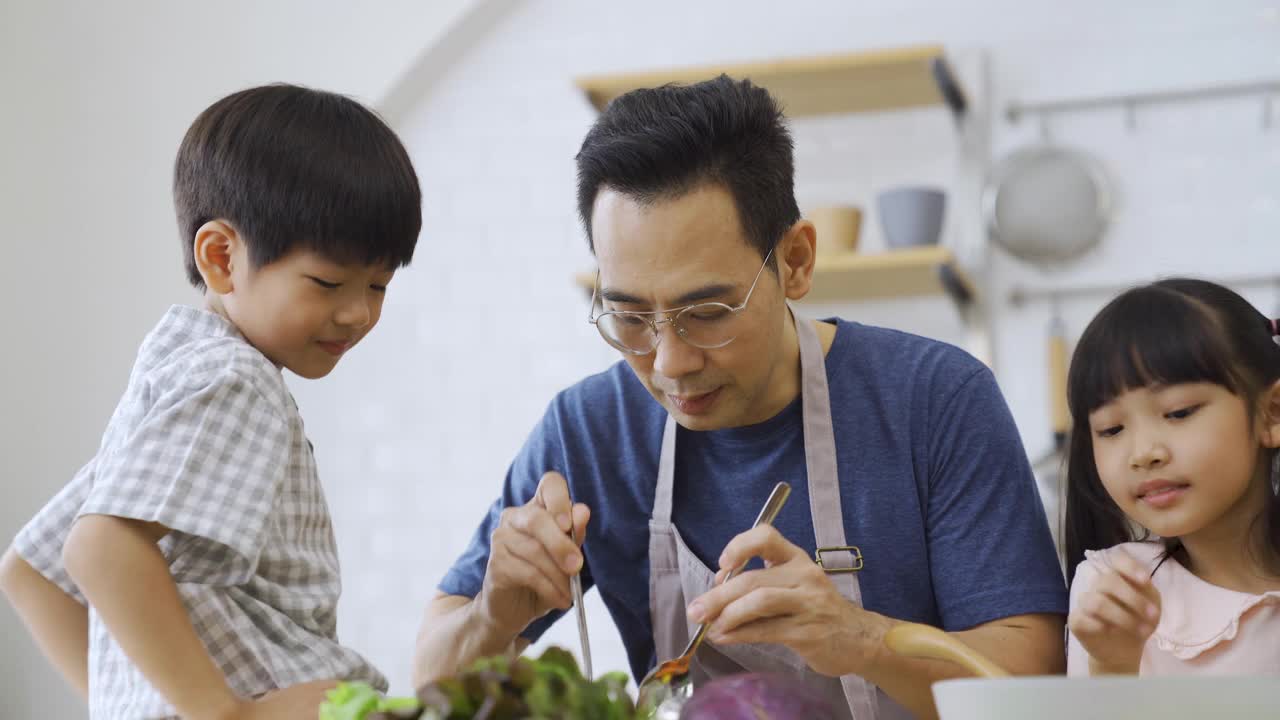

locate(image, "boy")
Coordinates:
0 84 422 719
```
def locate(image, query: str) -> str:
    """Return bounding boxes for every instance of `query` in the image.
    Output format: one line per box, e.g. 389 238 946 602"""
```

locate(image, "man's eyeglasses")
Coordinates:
587 249 774 356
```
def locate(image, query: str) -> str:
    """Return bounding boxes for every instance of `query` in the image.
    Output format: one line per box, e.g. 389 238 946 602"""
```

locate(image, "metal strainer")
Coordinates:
982 144 1112 266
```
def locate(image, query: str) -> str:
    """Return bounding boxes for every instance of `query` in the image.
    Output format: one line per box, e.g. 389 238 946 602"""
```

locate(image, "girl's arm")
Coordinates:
0 547 89 698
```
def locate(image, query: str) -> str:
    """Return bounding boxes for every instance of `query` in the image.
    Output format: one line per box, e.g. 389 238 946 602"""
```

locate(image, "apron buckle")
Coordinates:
814 545 863 573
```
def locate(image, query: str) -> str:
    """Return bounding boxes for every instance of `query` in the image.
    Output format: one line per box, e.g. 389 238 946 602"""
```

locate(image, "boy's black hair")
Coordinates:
1063 278 1280 585
174 84 421 289
575 75 798 267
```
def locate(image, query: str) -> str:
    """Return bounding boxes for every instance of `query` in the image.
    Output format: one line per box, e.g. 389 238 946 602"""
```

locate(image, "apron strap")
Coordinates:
797 314 860 577
653 415 678 524
795 311 882 720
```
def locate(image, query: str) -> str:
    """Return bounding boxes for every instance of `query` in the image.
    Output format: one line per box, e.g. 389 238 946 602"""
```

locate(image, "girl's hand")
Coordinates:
1068 550 1162 675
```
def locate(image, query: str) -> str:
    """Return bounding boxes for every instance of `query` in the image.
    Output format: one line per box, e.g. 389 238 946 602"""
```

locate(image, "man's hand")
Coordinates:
413 472 588 686
1068 550 1160 675
686 525 871 677
474 472 591 638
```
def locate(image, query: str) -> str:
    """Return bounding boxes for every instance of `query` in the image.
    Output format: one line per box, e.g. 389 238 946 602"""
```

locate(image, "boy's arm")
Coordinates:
63 514 249 720
0 547 89 698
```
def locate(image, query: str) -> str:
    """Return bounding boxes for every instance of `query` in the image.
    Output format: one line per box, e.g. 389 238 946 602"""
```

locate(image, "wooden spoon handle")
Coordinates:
884 622 1011 679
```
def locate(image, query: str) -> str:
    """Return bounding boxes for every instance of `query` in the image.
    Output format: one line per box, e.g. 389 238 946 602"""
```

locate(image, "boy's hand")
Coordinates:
476 472 590 638
1068 550 1161 675
230 679 337 720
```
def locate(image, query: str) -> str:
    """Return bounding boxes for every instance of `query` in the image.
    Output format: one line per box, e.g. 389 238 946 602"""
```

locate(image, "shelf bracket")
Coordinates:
930 57 968 120
937 262 974 307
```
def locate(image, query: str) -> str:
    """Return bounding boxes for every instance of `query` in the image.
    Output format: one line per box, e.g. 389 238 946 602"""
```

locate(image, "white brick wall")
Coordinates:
0 2 475 713
288 0 1280 695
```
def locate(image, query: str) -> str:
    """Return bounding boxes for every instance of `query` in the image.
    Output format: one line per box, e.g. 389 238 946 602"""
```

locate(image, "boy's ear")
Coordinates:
1259 379 1280 449
194 220 240 295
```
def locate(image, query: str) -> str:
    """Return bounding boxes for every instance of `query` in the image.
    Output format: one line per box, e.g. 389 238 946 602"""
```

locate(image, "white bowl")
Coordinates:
933 675 1278 720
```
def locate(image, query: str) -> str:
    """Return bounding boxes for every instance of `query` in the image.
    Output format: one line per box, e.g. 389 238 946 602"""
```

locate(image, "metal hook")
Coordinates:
1048 295 1065 335
1038 114 1052 144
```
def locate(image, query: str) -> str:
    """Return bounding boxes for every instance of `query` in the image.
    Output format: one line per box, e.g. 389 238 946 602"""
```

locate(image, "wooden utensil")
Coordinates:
884 622 1011 679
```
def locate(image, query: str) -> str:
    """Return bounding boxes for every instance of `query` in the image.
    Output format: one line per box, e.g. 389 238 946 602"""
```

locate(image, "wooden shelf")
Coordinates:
576 45 966 118
805 246 974 304
573 246 975 307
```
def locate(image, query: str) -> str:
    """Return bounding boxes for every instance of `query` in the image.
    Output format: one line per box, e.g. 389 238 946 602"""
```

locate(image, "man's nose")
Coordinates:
652 322 704 380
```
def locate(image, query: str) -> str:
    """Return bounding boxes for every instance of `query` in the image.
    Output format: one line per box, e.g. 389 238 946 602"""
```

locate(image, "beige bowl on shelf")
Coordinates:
807 206 862 260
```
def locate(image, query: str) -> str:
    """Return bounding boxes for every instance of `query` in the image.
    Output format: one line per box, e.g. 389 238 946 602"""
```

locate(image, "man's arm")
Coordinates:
0 547 89 698
857 611 1063 719
412 593 531 686
869 361 1065 714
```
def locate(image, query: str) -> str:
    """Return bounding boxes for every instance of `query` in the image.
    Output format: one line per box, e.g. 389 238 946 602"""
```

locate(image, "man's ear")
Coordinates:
193 220 240 295
778 219 817 301
1259 379 1280 449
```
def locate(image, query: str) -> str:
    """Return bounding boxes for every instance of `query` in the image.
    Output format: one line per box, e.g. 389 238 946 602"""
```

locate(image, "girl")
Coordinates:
1063 278 1280 676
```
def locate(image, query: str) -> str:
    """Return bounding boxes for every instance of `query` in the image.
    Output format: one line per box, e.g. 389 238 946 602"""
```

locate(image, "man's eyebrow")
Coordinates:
599 288 645 304
600 283 736 306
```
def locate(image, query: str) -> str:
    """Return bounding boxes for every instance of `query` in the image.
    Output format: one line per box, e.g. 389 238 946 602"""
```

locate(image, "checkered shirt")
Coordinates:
13 305 385 719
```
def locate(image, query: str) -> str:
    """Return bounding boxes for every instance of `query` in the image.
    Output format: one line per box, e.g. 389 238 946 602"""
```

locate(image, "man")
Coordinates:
414 75 1066 719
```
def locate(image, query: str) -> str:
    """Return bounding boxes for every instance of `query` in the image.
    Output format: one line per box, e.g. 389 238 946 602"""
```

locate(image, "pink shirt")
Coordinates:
1068 542 1280 676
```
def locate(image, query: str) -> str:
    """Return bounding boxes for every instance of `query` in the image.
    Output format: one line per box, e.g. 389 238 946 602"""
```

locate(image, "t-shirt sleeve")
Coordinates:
12 462 96 605
76 367 288 579
925 366 1068 630
437 397 580 643
1066 555 1104 676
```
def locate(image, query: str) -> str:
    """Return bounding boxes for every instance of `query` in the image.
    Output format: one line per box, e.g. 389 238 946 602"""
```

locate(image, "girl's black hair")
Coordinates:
1062 278 1280 586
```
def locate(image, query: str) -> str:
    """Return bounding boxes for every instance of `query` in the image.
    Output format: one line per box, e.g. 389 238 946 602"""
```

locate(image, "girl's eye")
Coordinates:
1096 425 1123 439
309 277 341 289
1166 404 1202 420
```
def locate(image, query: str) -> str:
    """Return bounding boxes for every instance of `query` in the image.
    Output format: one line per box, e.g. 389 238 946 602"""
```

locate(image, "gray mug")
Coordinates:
877 186 946 249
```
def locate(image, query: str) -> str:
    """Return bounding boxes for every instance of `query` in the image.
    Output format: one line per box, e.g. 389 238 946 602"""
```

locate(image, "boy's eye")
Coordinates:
1096 425 1123 439
370 284 387 293
1166 404 1202 420
309 276 341 289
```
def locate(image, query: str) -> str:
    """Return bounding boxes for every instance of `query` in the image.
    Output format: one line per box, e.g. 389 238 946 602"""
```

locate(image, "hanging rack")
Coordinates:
1006 78 1280 129
1009 272 1280 308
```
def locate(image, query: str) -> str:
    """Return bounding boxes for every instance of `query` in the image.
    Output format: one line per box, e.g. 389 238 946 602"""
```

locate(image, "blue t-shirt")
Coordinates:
440 319 1067 681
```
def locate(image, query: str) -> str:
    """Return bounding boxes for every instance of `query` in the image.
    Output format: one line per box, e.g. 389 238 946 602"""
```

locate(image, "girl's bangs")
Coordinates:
1069 287 1244 417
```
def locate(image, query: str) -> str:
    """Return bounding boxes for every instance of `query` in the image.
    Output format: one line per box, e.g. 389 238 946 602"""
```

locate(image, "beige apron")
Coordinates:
647 312 912 719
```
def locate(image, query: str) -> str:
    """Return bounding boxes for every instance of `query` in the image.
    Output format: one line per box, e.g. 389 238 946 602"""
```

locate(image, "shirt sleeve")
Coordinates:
12 462 96 605
925 367 1069 630
76 367 289 581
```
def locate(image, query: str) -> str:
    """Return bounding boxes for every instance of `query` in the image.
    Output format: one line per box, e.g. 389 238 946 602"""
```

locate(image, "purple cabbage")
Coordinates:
678 673 837 720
